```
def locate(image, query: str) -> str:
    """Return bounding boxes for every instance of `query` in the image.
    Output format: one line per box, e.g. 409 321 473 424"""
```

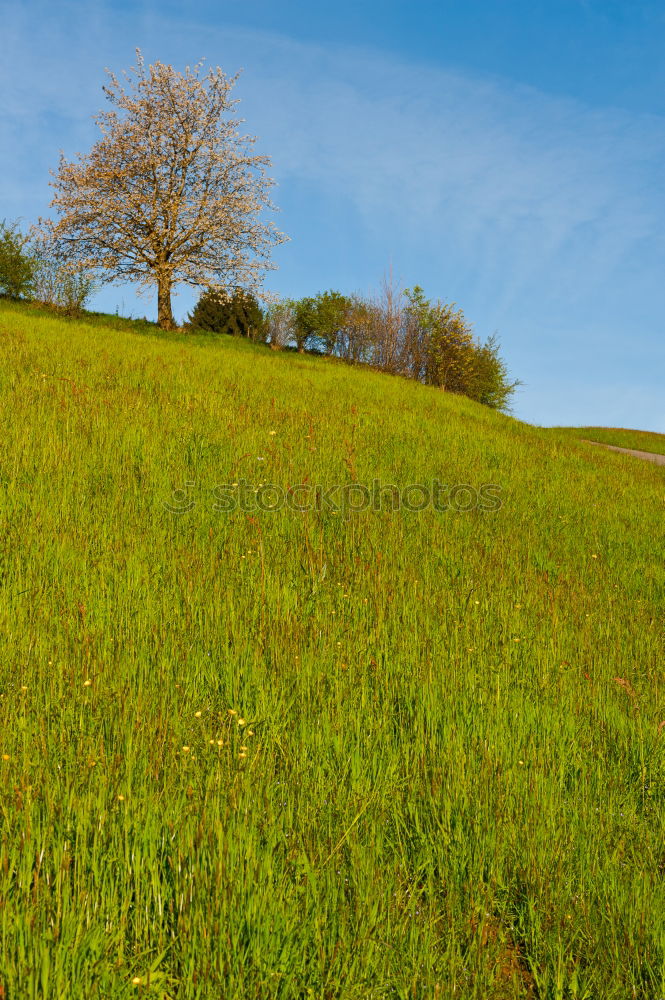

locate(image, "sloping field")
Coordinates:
0 300 664 999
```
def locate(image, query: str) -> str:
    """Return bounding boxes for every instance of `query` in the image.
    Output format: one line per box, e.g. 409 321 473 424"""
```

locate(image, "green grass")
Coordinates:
551 425 665 457
0 297 664 999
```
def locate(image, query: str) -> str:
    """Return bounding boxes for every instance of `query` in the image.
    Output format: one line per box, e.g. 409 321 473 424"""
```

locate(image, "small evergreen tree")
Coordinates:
187 287 266 339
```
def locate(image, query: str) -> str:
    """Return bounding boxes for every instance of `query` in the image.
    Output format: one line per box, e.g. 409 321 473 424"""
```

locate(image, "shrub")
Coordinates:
187 287 266 340
292 296 317 353
466 334 521 412
0 221 35 299
337 297 377 364
265 300 295 350
29 235 96 315
293 291 352 354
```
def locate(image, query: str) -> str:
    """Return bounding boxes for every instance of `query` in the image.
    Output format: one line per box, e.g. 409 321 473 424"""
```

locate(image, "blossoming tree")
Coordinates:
46 50 287 329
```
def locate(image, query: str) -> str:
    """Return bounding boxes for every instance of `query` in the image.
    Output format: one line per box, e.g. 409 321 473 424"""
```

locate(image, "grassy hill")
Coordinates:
1 298 664 999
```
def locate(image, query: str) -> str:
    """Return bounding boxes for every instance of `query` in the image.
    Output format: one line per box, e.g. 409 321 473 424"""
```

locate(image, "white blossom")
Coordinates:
45 49 288 329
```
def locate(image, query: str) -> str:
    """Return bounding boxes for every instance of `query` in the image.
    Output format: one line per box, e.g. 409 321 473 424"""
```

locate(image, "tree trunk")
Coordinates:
157 274 175 330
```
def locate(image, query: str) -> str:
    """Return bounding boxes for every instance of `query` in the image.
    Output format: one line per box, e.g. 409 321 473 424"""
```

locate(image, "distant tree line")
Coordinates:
185 278 520 412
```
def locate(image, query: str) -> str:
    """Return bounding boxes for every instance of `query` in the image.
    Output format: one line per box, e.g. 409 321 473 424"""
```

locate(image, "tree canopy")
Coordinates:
45 51 287 329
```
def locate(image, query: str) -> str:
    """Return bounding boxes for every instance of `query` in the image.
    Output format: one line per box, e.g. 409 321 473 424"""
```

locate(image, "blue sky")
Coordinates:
2 0 664 430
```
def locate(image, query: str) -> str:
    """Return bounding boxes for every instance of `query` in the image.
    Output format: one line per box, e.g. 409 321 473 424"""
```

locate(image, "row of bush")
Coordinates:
189 283 520 411
1 219 519 411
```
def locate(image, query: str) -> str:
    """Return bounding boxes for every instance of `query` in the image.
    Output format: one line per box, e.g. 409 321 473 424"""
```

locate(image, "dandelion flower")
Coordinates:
182 746 190 753
247 730 254 736
238 752 247 759
132 977 142 986
117 794 125 801
268 430 277 435
240 745 248 752
216 739 224 746
237 718 246 726
228 709 237 716
194 711 202 718
2 754 9 761
83 679 92 687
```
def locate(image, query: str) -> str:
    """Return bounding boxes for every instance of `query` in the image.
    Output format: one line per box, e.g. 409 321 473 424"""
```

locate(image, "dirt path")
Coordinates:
582 439 665 466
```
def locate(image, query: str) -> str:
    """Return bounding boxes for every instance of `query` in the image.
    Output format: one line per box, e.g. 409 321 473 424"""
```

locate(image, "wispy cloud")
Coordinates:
238 37 665 315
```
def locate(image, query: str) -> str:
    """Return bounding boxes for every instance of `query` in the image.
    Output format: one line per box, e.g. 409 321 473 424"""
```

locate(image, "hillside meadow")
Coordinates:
0 299 664 999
